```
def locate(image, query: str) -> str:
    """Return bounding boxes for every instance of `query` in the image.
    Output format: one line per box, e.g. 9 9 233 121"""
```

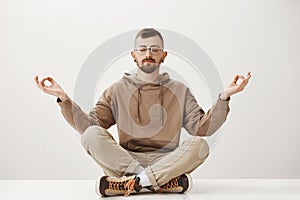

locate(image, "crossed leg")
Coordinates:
81 125 209 190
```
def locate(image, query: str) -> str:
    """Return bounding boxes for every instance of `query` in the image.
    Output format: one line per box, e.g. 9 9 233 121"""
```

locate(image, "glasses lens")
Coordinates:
136 47 147 55
150 47 161 55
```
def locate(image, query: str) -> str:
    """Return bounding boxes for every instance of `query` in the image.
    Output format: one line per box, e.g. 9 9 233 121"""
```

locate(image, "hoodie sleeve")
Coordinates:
57 87 116 134
182 88 230 137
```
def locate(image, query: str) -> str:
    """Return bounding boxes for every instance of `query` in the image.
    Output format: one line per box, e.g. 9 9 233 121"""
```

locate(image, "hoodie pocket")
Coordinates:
127 138 178 152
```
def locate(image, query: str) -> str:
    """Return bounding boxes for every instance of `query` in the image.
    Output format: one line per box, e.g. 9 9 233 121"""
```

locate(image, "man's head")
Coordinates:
131 28 167 74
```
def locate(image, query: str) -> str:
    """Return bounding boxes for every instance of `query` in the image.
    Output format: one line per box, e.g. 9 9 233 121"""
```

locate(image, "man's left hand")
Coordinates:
220 72 252 100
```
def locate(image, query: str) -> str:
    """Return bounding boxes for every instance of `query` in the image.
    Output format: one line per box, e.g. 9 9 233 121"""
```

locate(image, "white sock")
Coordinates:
137 170 152 187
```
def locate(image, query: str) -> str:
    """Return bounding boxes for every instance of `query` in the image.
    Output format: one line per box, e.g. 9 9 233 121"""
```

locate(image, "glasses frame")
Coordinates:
134 46 163 56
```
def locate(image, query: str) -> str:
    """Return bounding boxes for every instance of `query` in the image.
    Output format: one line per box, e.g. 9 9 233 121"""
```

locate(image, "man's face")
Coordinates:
131 36 167 74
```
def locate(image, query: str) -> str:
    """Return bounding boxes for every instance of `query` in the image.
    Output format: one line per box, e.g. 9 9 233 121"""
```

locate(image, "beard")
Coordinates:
136 58 163 74
139 63 159 74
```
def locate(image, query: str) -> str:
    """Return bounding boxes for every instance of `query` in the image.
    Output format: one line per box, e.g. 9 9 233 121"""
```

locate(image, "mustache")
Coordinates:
142 57 156 63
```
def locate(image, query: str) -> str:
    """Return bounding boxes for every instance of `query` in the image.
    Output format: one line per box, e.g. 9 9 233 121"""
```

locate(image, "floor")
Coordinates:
1 179 299 200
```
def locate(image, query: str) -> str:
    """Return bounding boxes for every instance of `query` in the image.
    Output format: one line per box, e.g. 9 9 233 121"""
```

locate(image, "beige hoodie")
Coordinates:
58 72 230 152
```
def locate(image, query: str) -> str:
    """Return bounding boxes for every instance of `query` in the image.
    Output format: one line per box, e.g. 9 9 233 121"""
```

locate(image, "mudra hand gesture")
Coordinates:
220 72 252 100
34 76 67 101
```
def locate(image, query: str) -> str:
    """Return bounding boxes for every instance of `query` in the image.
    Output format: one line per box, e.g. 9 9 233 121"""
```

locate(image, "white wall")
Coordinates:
1 0 299 179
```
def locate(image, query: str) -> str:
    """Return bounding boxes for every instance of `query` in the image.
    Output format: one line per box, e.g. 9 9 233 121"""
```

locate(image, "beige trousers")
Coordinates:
81 126 209 190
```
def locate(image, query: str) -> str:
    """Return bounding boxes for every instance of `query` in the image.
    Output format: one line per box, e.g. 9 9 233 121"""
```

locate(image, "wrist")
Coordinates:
58 92 67 102
220 92 230 101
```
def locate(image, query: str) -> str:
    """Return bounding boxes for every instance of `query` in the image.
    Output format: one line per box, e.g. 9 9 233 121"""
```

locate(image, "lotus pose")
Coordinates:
35 28 251 197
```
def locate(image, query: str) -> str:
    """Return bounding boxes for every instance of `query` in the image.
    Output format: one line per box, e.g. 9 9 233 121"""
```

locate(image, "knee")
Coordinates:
189 136 210 160
81 125 106 145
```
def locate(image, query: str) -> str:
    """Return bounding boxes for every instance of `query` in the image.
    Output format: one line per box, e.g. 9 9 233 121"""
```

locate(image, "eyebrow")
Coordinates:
136 45 161 48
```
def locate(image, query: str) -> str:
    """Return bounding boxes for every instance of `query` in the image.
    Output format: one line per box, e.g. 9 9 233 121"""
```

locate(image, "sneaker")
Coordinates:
148 174 192 193
96 175 142 197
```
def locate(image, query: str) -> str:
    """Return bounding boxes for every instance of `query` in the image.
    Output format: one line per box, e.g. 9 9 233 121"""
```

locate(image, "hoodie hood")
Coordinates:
122 72 170 87
122 72 170 125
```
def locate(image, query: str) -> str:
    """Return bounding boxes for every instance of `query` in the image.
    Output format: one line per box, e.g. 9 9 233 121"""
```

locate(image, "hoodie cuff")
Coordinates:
216 93 230 110
218 93 230 101
57 95 72 110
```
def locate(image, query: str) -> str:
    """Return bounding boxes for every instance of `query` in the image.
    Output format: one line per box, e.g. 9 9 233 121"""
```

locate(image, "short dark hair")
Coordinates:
134 28 164 48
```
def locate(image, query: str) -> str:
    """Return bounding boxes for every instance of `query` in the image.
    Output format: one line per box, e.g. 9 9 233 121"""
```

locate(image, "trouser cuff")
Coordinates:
124 160 141 175
145 166 160 191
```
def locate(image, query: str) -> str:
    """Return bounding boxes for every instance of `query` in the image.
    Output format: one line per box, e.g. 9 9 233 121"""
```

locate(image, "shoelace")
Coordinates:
107 178 136 196
161 177 179 190
124 179 136 196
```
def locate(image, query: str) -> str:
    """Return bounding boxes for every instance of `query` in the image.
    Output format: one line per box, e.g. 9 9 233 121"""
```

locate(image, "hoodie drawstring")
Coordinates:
159 80 163 125
137 88 141 123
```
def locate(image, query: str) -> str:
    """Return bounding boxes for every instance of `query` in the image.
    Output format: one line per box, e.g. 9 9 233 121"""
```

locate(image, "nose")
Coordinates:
145 48 151 57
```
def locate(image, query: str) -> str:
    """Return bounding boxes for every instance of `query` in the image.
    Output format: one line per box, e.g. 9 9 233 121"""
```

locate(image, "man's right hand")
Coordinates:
34 75 67 102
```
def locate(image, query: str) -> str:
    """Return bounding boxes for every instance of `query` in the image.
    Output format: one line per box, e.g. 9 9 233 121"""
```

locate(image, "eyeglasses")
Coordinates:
134 46 162 55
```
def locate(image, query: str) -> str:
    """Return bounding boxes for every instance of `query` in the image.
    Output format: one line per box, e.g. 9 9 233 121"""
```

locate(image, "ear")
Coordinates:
162 51 168 60
131 51 136 60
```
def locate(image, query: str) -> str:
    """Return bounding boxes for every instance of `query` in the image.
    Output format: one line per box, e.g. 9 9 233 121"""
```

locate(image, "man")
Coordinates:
35 28 251 197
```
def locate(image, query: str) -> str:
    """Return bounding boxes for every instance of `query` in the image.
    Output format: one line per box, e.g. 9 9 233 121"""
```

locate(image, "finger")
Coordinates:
233 75 239 81
34 76 44 90
40 78 46 87
232 75 246 85
40 81 51 92
237 77 251 91
240 79 248 87
34 75 38 82
231 75 239 84
34 75 40 85
46 76 55 84
246 72 252 80
40 77 50 87
237 75 246 80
